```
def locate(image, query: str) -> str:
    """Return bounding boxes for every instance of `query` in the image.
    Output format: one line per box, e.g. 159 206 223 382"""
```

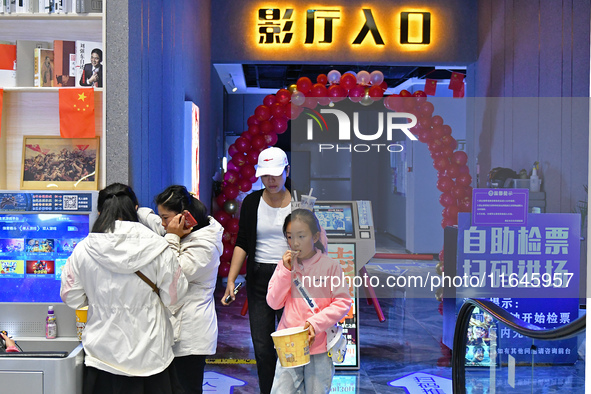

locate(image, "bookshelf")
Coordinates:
0 12 105 190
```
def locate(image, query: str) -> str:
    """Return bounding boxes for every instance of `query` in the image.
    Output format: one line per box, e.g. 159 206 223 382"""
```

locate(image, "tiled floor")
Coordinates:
205 233 586 393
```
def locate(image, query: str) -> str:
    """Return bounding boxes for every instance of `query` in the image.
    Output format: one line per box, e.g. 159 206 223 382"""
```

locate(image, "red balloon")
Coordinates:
428 139 444 152
241 131 253 141
399 90 412 97
368 85 383 100
317 74 328 85
413 90 427 105
432 125 444 139
317 97 331 107
216 193 228 209
218 261 231 276
438 249 444 262
458 196 472 212
310 83 328 97
441 218 455 229
247 124 261 137
234 137 251 153
296 77 313 94
228 144 239 157
214 210 231 226
239 165 255 180
328 84 347 100
441 125 452 136
379 81 388 91
402 97 416 111
255 105 271 121
432 115 443 126
264 132 278 146
263 94 276 107
436 176 454 192
231 153 247 168
456 173 472 187
452 151 468 166
349 85 365 102
272 116 288 134
418 129 433 143
259 120 273 134
446 164 460 179
340 73 357 91
251 135 266 151
227 218 240 234
445 205 460 222
287 104 304 120
418 117 432 129
223 170 239 184
441 146 454 158
227 161 239 173
247 115 260 127
224 184 239 200
451 185 467 199
275 89 291 105
237 178 252 192
222 230 232 243
439 192 455 207
440 135 454 146
246 149 260 165
420 101 435 116
459 165 470 174
302 97 318 109
433 157 450 172
270 102 286 118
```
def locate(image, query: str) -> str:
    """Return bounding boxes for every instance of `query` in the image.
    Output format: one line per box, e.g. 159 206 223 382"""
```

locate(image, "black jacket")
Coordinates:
235 189 264 281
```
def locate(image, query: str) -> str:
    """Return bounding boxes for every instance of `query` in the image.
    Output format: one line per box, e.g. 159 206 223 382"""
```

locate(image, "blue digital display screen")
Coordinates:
0 213 89 303
314 203 355 238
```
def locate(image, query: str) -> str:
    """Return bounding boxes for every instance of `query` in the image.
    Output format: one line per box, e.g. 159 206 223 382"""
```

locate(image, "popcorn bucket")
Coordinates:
75 306 88 341
271 327 310 368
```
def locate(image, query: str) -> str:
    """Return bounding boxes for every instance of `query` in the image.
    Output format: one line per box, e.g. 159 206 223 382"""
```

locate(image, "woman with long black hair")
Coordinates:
60 183 188 394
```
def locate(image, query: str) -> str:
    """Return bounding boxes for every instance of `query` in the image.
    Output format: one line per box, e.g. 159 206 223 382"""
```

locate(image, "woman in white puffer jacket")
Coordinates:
138 185 223 394
60 183 188 393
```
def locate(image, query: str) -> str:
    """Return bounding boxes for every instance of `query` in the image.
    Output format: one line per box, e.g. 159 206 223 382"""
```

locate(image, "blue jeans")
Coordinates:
247 262 283 394
270 353 335 394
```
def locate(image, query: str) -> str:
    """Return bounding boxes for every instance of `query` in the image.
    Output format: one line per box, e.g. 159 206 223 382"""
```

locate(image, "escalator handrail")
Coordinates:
452 298 586 393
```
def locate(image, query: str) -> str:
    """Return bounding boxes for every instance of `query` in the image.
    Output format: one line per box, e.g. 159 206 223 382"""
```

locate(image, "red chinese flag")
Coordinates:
0 89 3 138
448 72 465 91
424 79 437 96
59 88 95 138
452 83 465 98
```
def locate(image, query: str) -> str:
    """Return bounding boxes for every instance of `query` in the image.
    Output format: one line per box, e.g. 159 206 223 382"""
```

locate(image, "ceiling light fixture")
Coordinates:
227 75 238 93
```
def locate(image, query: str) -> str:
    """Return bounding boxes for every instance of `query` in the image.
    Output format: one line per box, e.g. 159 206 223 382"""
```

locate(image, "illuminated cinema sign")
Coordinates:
257 7 431 47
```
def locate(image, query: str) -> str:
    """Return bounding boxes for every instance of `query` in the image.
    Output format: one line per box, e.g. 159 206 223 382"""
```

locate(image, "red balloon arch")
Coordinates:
214 70 472 279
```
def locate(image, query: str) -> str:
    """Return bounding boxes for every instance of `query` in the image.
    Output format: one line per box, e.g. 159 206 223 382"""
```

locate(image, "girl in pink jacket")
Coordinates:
267 209 352 393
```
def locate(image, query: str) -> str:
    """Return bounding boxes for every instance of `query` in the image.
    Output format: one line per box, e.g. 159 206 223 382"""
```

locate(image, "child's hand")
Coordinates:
282 250 293 270
166 214 192 238
304 321 315 347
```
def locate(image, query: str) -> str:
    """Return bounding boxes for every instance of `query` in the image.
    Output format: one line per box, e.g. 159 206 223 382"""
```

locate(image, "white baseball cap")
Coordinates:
255 147 289 177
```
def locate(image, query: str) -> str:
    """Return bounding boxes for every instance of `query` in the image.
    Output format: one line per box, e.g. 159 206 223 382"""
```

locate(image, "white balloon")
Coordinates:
357 70 370 85
360 95 374 106
327 70 341 85
291 91 305 106
370 70 384 86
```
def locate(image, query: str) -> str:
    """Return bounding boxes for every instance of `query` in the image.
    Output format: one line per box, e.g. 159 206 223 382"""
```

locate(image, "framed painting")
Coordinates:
21 136 99 190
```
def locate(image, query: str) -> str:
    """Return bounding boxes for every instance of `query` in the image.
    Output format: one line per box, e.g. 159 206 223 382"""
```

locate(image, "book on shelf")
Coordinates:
34 47 54 87
0 43 17 87
77 0 100 13
53 40 75 87
75 40 102 88
16 40 51 87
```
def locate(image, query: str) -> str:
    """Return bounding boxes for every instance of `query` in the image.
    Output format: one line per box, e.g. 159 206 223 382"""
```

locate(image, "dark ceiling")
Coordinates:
242 64 465 90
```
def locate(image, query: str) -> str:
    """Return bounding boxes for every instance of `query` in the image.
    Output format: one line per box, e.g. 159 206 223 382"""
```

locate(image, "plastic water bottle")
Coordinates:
46 305 57 339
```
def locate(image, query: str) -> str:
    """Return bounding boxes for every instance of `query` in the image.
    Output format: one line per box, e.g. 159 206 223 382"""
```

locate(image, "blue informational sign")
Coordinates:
457 212 580 299
472 188 529 226
388 372 452 393
456 212 581 364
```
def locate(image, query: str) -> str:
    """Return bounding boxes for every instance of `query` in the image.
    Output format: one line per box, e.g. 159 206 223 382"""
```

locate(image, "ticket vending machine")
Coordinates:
313 201 376 371
0 191 98 394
